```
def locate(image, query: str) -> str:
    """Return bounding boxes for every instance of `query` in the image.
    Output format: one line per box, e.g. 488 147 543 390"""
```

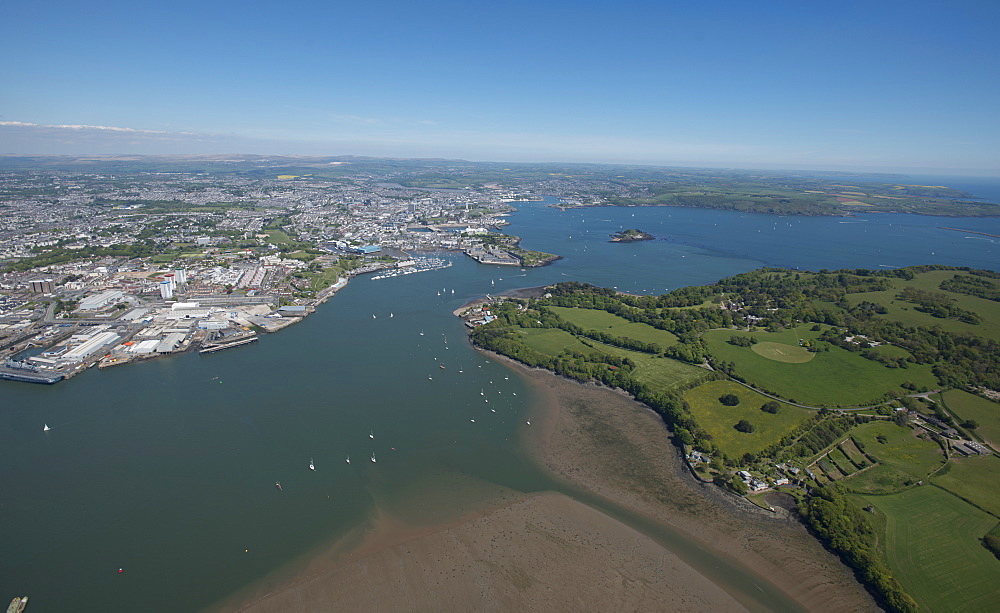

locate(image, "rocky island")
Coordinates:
610 228 654 242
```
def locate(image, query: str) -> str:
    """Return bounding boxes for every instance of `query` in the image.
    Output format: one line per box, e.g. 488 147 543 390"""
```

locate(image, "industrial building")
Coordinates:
61 330 119 362
155 332 186 353
77 290 124 311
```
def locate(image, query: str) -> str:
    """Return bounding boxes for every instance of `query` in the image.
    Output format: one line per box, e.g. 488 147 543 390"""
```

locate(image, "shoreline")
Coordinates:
215 347 875 612
503 353 876 611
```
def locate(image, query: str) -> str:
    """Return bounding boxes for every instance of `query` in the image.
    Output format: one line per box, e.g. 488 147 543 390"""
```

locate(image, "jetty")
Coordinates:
200 336 258 354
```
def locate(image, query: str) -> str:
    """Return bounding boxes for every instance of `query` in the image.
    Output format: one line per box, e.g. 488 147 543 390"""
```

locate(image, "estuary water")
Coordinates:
2 189 999 611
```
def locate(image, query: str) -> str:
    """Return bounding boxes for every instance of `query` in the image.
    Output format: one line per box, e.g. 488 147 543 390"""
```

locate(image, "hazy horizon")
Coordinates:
1 1 997 175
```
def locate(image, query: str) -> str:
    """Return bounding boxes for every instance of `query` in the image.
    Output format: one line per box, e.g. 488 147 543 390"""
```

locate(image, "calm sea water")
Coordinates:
2 183 998 611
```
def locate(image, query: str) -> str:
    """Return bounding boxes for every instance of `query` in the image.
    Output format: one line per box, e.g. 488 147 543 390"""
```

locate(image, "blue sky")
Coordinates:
1 0 997 174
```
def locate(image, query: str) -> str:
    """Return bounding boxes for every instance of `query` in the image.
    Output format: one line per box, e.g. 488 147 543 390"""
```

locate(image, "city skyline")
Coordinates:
2 0 998 175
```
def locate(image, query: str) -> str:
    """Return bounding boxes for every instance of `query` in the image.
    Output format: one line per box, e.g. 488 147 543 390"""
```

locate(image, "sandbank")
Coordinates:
216 354 876 612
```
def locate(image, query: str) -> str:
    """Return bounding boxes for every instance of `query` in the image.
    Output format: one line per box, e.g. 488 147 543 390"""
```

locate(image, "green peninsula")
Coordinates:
462 265 1000 612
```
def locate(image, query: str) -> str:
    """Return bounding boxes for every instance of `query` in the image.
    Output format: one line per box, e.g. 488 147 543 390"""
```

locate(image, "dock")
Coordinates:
199 336 258 354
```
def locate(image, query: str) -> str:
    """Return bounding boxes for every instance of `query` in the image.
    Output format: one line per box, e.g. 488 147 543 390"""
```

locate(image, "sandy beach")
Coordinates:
218 355 876 612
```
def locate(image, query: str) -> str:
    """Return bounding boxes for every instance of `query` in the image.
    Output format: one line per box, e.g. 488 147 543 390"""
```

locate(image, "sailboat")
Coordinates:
43 424 50 432
419 330 424 336
369 430 374 439
309 458 315 471
372 313 376 319
275 482 283 491
346 456 350 464
389 313 393 318
370 453 377 463
451 289 454 294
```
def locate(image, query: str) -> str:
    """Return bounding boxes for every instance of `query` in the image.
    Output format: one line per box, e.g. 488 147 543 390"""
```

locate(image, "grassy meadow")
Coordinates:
932 455 1000 517
547 306 680 347
842 421 945 494
683 380 814 458
842 270 1000 342
518 327 595 356
862 486 1000 612
594 342 709 393
704 326 938 406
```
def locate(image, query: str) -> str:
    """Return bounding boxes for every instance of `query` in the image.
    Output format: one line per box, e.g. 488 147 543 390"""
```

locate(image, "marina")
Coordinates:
369 256 452 280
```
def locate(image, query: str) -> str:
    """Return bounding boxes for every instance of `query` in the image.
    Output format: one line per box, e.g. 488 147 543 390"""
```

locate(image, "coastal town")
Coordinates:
0 160 561 383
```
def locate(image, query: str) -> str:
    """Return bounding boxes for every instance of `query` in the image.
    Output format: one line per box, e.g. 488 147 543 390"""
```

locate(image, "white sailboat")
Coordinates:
369 430 374 439
372 313 376 319
419 330 424 336
370 453 377 463
43 424 51 432
346 456 350 464
309 458 315 471
389 312 393 318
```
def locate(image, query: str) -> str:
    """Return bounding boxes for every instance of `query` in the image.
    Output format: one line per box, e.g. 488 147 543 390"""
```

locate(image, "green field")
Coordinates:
862 486 1000 612
932 455 1000 517
939 389 1000 447
594 342 708 393
683 380 814 458
518 327 595 356
843 421 945 493
265 229 294 245
547 306 680 347
751 341 814 363
704 326 938 406
843 270 1000 342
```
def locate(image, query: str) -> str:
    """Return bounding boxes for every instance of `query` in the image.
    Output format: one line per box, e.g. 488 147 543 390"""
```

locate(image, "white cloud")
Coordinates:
0 120 178 134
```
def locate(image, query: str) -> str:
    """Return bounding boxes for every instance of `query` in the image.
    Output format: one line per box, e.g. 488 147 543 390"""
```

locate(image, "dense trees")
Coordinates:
800 486 918 612
940 273 1000 302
